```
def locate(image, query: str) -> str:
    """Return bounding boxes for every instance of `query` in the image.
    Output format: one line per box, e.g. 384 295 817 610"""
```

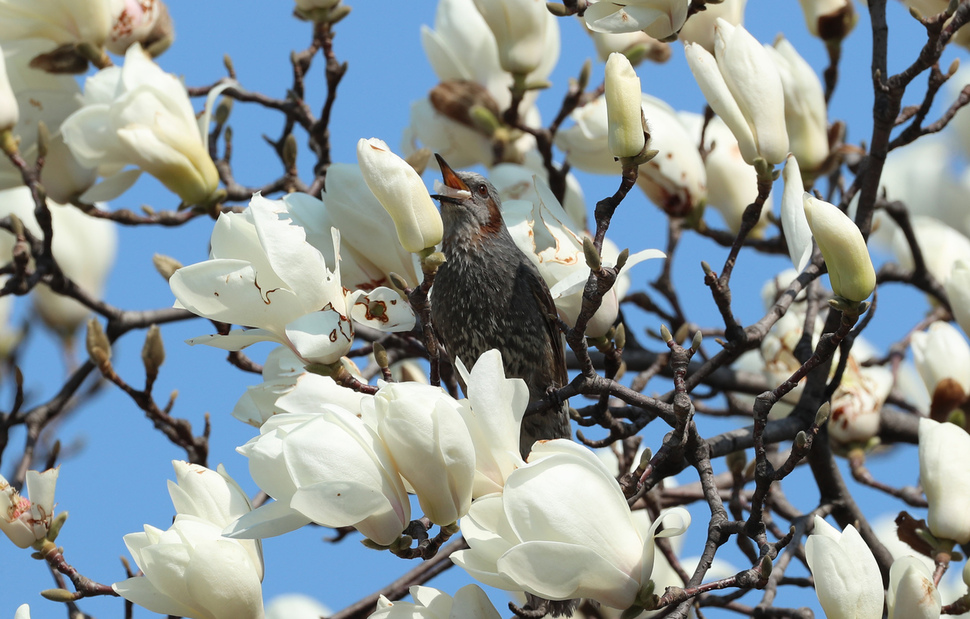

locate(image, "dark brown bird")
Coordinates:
430 154 570 457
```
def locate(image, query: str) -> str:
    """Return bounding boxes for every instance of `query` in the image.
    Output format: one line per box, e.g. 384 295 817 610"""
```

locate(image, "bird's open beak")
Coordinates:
431 154 471 203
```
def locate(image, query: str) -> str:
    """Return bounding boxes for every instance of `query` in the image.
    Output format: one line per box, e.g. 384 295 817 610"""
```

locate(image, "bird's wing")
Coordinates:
525 264 569 387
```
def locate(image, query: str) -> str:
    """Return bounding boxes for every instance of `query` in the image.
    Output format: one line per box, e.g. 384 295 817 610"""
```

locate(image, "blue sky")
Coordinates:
1 1 967 617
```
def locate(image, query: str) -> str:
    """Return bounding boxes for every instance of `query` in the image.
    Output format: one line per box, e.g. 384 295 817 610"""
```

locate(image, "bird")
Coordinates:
430 154 570 457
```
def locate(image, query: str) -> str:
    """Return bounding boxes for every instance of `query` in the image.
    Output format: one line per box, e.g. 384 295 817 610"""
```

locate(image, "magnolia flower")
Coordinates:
803 194 875 303
678 111 770 235
805 515 883 619
888 556 942 619
488 154 587 231
370 585 500 619
226 408 411 546
0 46 16 132
107 0 173 56
472 0 549 76
232 346 370 427
918 418 970 544
891 216 970 287
14 605 29 619
685 20 788 166
0 40 97 203
61 44 220 207
798 0 857 41
0 468 59 549
454 349 527 497
767 37 829 177
911 321 970 419
604 53 645 160
584 0 690 42
780 155 813 271
376 382 476 525
453 440 690 611
678 0 746 53
113 462 264 619
313 165 421 289
0 187 117 337
556 95 705 216
170 193 414 366
502 185 664 337
0 0 124 49
357 138 443 253
828 357 893 445
266 594 331 619
404 0 555 168
945 259 970 338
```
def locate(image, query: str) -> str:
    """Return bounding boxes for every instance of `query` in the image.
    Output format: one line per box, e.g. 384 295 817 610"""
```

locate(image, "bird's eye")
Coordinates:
477 184 488 197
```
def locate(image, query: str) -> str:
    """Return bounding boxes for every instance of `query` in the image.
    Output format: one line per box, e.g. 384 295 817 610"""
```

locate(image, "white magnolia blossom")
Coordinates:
828 356 893 445
312 164 421 289
472 0 549 76
0 468 59 549
767 37 829 177
891 216 970 287
226 409 411 546
370 585 500 619
376 382 476 525
685 20 788 166
888 556 942 619
584 0 690 42
678 0 746 53
805 515 883 619
453 440 690 611
678 111 771 235
357 137 443 253
556 94 705 216
585 26 670 65
454 350 527 497
0 0 124 49
0 39 97 203
780 155 813 272
604 52 645 159
946 259 970 338
918 418 970 544
798 0 857 40
113 461 264 619
13 605 29 619
803 194 875 303
911 321 970 414
403 0 556 168
170 193 415 366
503 183 664 337
0 186 117 337
266 594 331 619
61 44 220 206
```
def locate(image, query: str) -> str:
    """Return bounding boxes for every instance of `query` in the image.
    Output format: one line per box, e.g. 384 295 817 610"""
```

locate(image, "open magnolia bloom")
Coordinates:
453 440 690 611
805 516 883 619
113 462 264 619
0 0 123 50
170 193 415 366
61 44 221 207
370 584 500 619
0 468 59 549
584 0 690 42
502 178 664 337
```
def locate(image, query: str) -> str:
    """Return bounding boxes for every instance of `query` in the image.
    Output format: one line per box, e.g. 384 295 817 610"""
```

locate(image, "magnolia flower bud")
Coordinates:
911 321 970 419
803 194 875 303
888 556 941 619
945 259 970 337
357 138 443 253
472 0 549 76
0 47 17 133
918 418 970 544
805 516 883 619
605 53 645 160
685 20 788 165
678 0 747 53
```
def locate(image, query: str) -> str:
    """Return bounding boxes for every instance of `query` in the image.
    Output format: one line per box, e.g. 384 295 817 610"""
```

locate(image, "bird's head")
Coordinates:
431 154 506 246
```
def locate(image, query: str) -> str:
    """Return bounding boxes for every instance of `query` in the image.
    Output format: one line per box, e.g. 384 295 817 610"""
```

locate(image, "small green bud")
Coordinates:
141 324 165 381
152 253 183 281
577 58 592 92
660 324 673 344
85 318 111 371
795 430 808 449
46 511 68 542
36 121 50 161
760 555 773 578
614 323 626 349
583 237 602 271
41 589 76 602
373 342 389 369
690 330 702 352
615 248 630 271
388 272 410 293
282 133 298 170
815 402 831 427
726 450 747 474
